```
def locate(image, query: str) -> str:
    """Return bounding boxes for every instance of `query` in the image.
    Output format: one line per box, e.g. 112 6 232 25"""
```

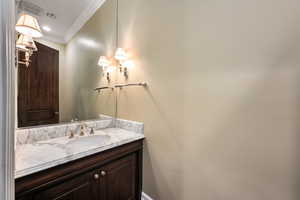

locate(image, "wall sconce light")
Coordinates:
120 59 134 77
98 49 134 79
114 48 135 78
98 56 110 67
106 66 115 74
16 34 38 67
98 56 112 81
15 14 42 67
114 48 127 61
15 14 43 38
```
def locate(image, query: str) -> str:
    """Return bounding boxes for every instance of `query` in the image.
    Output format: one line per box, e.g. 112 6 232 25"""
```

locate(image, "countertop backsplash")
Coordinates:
16 117 144 146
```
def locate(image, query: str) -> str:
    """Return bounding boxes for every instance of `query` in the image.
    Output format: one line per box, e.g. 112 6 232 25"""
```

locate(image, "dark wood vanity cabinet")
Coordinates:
15 140 143 200
33 171 98 200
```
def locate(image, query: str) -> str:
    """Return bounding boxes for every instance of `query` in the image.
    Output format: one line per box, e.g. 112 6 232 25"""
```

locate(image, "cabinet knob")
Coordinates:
94 173 100 179
101 171 106 176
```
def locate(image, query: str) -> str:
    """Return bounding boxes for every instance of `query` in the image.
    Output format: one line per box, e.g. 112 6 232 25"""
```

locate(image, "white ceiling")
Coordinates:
17 0 106 44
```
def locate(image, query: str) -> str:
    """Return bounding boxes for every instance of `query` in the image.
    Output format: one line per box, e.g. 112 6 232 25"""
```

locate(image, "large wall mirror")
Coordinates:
16 0 117 128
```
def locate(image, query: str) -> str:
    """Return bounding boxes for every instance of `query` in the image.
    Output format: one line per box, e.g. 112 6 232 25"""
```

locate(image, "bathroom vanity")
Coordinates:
15 119 145 200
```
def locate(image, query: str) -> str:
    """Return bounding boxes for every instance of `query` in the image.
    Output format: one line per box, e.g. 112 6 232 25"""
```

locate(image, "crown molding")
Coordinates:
64 0 106 43
41 35 66 45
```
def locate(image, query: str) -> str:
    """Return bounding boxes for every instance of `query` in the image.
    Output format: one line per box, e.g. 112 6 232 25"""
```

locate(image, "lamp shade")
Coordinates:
16 34 37 51
106 66 115 73
98 56 110 67
114 48 127 61
122 60 134 68
16 14 43 38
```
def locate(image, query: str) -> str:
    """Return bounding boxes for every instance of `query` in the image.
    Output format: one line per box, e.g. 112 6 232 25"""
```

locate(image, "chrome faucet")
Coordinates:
79 123 87 136
90 127 95 135
78 123 96 136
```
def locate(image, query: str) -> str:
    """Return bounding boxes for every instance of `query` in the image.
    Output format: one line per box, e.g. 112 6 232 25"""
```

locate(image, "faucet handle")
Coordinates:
90 127 95 135
80 126 85 136
80 123 88 129
68 130 75 139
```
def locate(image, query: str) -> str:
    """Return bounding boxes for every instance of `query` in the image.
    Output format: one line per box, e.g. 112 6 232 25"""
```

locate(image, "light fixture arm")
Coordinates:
17 49 33 67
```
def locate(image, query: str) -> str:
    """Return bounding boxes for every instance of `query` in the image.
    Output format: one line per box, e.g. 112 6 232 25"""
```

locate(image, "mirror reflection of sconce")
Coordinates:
98 49 135 80
114 48 127 76
114 48 134 78
120 60 134 77
98 56 113 81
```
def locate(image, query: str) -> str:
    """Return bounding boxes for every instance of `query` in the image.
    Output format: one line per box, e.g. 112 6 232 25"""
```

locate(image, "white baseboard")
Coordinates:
142 192 153 200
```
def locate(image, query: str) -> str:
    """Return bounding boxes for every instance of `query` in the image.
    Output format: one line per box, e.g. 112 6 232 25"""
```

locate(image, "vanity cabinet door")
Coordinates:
100 154 137 200
33 171 98 200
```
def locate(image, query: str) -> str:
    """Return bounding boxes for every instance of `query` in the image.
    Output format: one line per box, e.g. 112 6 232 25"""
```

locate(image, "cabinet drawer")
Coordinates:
33 171 98 200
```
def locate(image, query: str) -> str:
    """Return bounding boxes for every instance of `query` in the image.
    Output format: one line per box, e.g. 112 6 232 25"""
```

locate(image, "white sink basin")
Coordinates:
66 135 111 151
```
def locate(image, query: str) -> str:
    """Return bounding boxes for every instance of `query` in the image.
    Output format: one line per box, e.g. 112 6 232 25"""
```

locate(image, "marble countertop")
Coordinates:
15 128 144 179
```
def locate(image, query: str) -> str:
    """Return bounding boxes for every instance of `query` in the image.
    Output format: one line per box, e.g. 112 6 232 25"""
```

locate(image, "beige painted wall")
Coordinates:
118 0 300 199
66 0 300 199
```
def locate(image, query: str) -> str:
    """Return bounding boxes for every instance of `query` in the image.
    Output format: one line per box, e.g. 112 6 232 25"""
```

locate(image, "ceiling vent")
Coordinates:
46 12 57 19
17 0 44 16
